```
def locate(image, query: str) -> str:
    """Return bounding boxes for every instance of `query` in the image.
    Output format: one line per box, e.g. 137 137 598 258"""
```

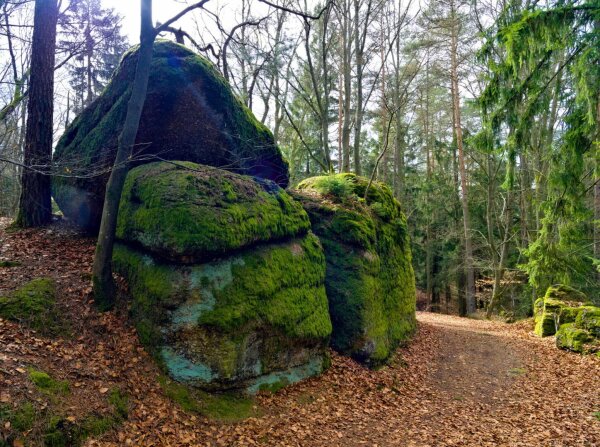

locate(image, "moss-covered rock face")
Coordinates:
534 285 590 337
292 173 416 367
116 162 309 263
114 163 331 392
53 40 289 232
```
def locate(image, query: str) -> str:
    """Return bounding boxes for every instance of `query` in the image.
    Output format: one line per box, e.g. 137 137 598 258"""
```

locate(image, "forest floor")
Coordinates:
1 220 599 447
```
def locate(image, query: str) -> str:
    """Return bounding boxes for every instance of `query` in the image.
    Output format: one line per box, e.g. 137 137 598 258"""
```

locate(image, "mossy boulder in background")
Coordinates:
555 323 592 353
114 162 331 392
292 173 416 367
534 285 589 337
53 40 289 232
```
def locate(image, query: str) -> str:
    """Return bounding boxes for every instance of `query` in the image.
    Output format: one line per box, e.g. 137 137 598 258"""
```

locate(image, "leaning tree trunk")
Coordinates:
16 0 58 228
92 0 155 310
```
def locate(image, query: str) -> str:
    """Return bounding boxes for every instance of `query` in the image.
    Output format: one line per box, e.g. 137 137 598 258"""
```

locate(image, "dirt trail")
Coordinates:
1 224 599 446
97 312 600 447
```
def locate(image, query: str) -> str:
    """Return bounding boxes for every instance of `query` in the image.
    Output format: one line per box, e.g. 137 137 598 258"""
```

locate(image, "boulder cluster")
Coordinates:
52 41 416 393
534 285 600 353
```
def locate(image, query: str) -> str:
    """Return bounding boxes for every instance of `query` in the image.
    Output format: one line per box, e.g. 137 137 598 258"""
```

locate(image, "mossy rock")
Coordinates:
292 173 416 367
0 278 67 336
555 323 592 353
575 306 600 338
116 161 309 263
52 40 289 232
534 285 589 337
113 233 331 392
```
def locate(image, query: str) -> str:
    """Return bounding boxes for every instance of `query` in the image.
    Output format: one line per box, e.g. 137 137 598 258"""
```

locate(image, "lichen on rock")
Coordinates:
292 173 416 367
52 40 289 232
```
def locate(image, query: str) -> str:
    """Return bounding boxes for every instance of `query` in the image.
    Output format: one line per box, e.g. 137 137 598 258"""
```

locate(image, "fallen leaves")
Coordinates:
1 220 600 446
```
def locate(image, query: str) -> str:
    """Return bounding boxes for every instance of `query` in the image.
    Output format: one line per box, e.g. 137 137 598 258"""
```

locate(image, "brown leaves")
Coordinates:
2 221 600 446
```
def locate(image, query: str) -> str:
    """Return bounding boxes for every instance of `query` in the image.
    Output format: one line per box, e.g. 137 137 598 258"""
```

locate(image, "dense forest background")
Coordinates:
1 0 598 317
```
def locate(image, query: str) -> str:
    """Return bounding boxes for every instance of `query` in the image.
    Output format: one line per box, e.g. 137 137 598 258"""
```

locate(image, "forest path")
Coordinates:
1 223 599 446
100 312 598 447
419 312 522 404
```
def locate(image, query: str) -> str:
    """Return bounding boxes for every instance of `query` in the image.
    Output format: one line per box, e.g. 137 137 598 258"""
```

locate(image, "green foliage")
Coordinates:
116 161 309 262
479 0 600 300
0 278 68 337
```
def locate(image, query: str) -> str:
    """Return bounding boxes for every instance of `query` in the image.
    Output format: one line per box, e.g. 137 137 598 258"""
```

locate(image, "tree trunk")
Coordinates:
16 0 58 228
341 0 352 172
487 154 515 318
92 0 155 310
352 0 363 175
449 3 475 314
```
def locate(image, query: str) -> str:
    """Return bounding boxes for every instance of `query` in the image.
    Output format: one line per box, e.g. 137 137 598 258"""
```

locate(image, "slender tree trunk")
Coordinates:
449 5 475 314
393 27 404 200
338 69 343 172
92 0 155 310
16 0 58 228
487 154 515 318
352 0 363 175
595 94 600 280
340 0 352 172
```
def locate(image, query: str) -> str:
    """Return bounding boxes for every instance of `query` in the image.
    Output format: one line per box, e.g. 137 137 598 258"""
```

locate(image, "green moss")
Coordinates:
29 369 70 396
575 306 600 338
0 388 126 446
114 234 330 390
158 376 256 421
534 312 558 336
544 284 589 304
294 174 416 367
0 260 20 267
556 323 592 353
116 162 308 262
197 233 331 340
108 388 129 421
534 285 590 337
0 402 36 433
0 278 68 337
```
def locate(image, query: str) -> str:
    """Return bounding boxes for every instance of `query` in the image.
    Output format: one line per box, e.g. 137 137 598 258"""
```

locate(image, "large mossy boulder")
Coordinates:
53 40 289 232
534 285 589 337
113 162 331 392
291 174 416 367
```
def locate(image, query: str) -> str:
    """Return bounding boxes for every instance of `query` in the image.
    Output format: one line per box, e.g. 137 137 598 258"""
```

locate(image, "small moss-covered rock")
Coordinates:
293 173 416 367
555 323 592 353
53 40 289 232
116 161 309 263
534 285 589 337
0 278 66 336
